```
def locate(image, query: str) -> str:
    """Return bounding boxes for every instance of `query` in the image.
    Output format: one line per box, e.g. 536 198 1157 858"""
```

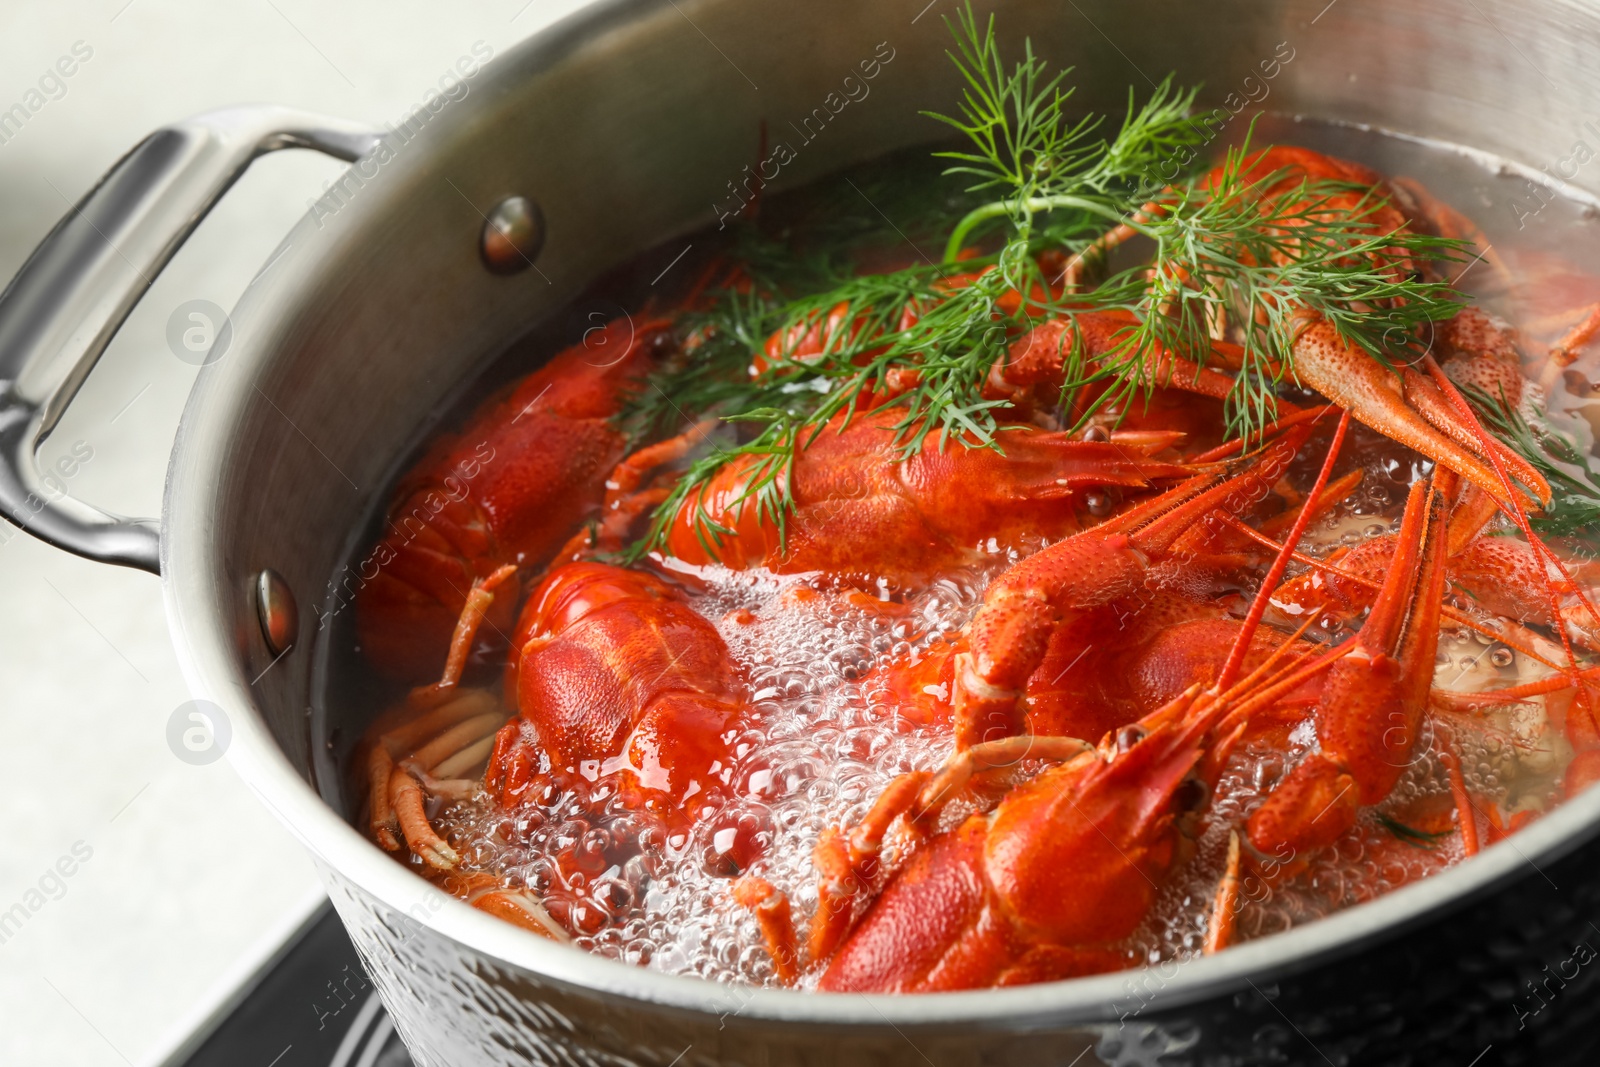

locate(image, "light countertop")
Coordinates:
0 3 589 1063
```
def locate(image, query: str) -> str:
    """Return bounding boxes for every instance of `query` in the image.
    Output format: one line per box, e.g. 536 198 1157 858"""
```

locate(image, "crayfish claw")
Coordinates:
1290 315 1540 507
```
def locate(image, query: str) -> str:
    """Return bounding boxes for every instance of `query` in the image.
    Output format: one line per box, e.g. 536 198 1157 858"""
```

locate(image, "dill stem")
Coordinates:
942 194 1140 263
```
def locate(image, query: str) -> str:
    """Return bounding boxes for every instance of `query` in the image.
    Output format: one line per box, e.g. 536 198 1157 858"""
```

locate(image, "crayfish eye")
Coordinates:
1173 776 1210 814
1114 724 1147 753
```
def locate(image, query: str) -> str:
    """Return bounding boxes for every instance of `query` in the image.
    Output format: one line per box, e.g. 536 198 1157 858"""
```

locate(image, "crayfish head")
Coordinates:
980 687 1226 945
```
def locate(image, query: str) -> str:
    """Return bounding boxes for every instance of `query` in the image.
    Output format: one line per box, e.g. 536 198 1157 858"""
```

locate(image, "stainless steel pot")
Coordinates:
6 1 1600 1063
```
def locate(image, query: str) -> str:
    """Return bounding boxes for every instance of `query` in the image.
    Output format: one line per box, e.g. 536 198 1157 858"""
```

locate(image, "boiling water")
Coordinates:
324 116 1600 987
421 425 1566 986
432 560 1003 985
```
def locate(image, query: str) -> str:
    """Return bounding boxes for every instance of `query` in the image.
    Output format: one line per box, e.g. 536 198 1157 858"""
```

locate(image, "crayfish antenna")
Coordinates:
1257 467 1364 537
1187 405 1336 464
1121 421 1319 558
1214 410 1350 695
1208 616 1330 766
1221 513 1564 671
1069 418 1314 547
1420 356 1600 794
1434 727 1480 858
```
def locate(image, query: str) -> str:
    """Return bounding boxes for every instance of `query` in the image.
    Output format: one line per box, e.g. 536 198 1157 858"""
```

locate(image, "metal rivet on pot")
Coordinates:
256 569 299 656
480 195 545 274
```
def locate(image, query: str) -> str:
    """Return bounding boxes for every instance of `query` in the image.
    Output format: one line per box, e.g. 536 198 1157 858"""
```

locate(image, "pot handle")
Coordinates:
0 106 380 574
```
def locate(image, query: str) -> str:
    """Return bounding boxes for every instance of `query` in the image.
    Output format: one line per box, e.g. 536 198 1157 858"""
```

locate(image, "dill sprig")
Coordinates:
619 289 781 447
631 259 1025 558
1067 142 1470 438
1464 383 1600 536
931 7 1204 258
1376 812 1451 849
622 4 1472 557
618 150 987 448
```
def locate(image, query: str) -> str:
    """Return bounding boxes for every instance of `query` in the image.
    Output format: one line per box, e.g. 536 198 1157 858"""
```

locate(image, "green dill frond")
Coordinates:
616 288 782 447
1066 133 1470 439
1376 812 1451 849
925 7 1098 202
619 4 1473 556
929 5 1206 260
628 256 1028 557
1464 383 1600 536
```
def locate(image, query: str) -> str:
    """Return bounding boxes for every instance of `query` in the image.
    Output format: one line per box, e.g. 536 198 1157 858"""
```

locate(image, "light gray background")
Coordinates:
0 2 590 1064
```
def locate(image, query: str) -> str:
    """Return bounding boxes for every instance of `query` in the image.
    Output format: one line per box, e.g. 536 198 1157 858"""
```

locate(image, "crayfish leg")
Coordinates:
367 744 400 851
1434 727 1480 857
1544 302 1600 385
409 563 518 705
471 889 569 942
1204 830 1243 954
732 877 800 983
847 771 931 870
809 830 860 964
389 766 459 870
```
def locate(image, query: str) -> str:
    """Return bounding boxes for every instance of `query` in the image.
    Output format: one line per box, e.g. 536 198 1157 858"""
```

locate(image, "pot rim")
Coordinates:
158 0 1600 1029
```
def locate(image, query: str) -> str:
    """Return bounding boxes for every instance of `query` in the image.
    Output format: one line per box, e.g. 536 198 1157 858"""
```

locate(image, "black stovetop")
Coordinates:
181 906 412 1067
